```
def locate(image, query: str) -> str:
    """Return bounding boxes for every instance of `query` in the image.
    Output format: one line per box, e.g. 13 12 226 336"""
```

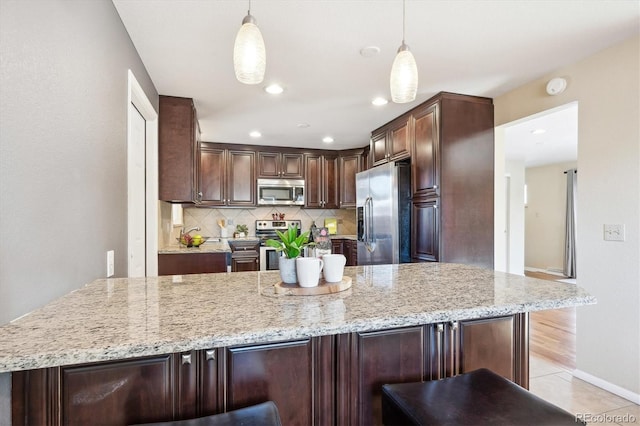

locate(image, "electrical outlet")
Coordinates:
604 224 625 241
107 250 115 277
227 219 234 225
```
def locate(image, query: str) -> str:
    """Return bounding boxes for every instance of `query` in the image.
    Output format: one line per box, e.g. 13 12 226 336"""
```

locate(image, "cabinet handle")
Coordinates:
450 321 459 376
433 185 438 190
205 349 216 361
181 353 192 365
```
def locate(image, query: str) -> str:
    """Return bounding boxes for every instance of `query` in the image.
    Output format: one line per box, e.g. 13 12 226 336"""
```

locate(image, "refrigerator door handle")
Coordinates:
366 196 376 253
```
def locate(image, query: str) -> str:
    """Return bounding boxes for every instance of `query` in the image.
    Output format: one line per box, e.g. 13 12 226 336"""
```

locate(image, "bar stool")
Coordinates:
130 401 282 426
381 368 584 425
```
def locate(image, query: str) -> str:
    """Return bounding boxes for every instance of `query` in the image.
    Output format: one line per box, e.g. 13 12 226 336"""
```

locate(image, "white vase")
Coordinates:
278 257 297 284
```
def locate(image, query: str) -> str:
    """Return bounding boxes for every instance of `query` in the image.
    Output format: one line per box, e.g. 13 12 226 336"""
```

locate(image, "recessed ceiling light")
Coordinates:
372 97 388 106
360 46 381 58
264 84 284 95
531 129 546 135
322 136 334 143
297 123 310 129
249 131 262 138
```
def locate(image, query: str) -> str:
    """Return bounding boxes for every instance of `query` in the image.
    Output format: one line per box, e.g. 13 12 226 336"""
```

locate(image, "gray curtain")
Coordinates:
563 169 577 278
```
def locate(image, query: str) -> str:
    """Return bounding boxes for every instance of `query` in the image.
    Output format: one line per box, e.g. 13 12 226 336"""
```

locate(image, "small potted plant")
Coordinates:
265 224 312 284
234 224 249 238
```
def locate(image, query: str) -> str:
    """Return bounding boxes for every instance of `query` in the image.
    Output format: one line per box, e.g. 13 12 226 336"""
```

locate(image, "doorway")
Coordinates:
495 102 578 276
127 70 158 277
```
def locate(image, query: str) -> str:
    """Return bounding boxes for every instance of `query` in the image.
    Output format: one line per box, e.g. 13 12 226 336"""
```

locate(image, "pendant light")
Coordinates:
390 0 418 103
233 0 266 85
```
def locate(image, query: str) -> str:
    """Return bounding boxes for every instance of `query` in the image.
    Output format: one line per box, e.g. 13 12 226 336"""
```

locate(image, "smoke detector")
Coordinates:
546 78 567 96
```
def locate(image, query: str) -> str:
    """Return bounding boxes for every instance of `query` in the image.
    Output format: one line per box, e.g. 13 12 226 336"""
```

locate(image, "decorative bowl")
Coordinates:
177 236 209 247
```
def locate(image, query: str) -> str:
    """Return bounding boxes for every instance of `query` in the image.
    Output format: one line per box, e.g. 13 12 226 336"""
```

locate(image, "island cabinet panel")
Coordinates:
337 326 430 426
224 337 334 426
60 355 178 426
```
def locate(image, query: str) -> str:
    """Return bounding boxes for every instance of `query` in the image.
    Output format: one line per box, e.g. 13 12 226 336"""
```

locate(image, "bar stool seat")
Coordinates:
381 368 583 426
130 401 282 426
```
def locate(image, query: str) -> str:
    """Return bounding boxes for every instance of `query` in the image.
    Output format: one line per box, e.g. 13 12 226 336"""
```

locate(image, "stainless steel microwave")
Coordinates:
257 179 305 206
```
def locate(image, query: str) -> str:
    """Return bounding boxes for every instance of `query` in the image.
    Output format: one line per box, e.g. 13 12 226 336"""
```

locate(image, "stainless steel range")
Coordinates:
256 220 302 271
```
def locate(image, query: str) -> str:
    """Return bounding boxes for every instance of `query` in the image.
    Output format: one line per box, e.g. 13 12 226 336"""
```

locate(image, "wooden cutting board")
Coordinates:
273 276 352 296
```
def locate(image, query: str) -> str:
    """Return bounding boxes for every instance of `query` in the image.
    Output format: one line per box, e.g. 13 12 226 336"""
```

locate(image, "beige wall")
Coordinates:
525 161 577 272
495 35 639 397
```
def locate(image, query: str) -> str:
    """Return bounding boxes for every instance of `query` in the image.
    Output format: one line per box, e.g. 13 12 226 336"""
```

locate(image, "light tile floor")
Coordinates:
530 355 639 425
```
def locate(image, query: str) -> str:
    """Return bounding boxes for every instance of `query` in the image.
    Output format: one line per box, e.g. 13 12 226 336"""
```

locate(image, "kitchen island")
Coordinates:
2 263 594 425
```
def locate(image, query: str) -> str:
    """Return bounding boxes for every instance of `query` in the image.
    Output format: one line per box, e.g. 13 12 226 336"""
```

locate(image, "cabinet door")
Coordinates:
199 145 226 205
60 355 185 426
412 103 439 197
281 152 304 179
257 151 280 178
323 155 339 209
331 238 344 254
159 96 197 202
347 327 428 426
371 129 388 166
231 256 259 272
388 116 411 162
158 253 227 275
200 348 222 416
339 154 361 208
346 240 358 266
305 154 323 208
411 197 439 262
225 338 334 426
227 150 256 206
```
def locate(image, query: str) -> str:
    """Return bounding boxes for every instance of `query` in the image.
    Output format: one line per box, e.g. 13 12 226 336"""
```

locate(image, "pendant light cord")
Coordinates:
402 0 406 44
248 0 251 16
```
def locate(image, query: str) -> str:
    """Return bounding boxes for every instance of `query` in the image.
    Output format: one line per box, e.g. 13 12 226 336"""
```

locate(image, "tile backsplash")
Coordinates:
159 203 357 245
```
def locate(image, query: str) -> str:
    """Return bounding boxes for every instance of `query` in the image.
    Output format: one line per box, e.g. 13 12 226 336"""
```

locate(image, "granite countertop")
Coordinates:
159 237 261 254
0 263 595 372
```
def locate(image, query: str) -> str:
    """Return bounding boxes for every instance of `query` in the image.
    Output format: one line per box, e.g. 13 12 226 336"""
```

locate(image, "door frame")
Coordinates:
127 70 158 277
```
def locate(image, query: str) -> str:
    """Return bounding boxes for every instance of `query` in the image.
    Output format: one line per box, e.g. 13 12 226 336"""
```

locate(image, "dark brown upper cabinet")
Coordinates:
159 96 200 203
305 153 339 209
257 151 304 179
199 143 256 207
370 114 411 167
338 150 362 208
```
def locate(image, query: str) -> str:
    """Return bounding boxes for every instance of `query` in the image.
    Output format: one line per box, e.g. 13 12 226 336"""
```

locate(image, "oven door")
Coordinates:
259 246 281 271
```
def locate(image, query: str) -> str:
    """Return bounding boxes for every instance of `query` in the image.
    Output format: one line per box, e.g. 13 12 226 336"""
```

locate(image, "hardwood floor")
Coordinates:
526 271 576 369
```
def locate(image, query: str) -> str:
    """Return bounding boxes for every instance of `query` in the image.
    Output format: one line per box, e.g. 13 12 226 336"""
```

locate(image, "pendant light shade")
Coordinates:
233 9 266 85
390 43 418 103
390 0 418 103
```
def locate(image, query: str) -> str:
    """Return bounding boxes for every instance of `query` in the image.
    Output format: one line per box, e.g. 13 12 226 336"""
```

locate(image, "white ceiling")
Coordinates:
504 103 578 168
112 0 639 152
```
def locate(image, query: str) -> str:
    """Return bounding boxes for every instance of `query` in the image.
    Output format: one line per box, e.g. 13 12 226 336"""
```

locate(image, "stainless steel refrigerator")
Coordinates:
356 162 412 265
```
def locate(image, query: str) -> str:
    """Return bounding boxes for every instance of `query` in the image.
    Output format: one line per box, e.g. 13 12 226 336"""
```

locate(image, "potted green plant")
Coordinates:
234 224 249 238
265 224 312 283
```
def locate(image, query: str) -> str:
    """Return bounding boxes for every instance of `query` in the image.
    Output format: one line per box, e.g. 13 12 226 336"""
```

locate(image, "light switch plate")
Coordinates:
604 224 625 241
107 250 115 277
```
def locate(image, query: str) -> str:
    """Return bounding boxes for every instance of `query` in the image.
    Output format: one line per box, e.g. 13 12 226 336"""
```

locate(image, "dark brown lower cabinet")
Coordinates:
12 314 527 426
158 253 227 275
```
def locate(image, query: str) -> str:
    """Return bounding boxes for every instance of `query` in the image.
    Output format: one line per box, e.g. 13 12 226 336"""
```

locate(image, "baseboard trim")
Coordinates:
573 369 640 404
524 266 566 277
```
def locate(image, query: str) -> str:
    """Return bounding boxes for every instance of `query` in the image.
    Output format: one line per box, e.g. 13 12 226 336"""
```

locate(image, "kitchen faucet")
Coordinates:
180 226 201 237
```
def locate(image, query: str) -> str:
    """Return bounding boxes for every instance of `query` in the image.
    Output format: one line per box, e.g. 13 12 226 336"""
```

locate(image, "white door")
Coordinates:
128 104 146 277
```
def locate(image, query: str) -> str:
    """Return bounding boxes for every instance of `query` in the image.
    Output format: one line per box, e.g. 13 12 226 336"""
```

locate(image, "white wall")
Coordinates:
495 35 640 399
494 128 507 272
0 0 157 325
506 160 525 275
525 161 577 272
